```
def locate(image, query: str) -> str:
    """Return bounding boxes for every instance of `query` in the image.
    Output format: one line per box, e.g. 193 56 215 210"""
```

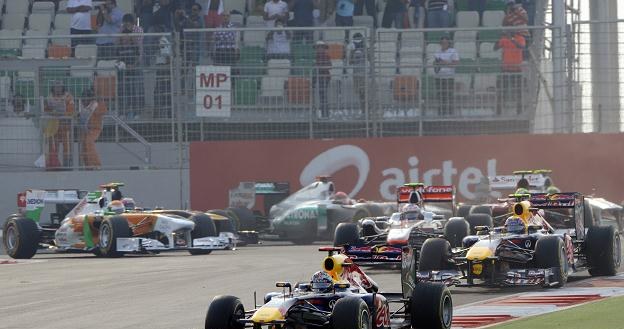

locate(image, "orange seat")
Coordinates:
393 75 419 101
286 77 311 104
327 43 345 60
47 45 72 59
95 76 117 98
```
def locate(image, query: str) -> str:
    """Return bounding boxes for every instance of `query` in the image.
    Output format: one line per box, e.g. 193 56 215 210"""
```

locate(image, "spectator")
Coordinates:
137 0 154 33
43 80 75 168
290 0 318 43
77 88 107 169
349 33 367 115
184 3 205 66
201 0 224 28
314 41 331 118
154 33 173 118
494 31 525 114
96 0 124 60
432 35 459 115
152 0 175 31
264 0 289 27
383 0 408 28
117 22 142 118
335 0 354 27
410 0 424 28
355 0 377 28
502 0 529 36
122 13 144 58
173 8 188 32
468 0 486 24
425 0 449 28
66 0 93 50
213 13 238 66
266 19 291 60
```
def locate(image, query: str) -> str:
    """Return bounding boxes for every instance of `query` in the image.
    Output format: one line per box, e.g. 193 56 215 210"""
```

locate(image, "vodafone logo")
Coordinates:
299 145 370 197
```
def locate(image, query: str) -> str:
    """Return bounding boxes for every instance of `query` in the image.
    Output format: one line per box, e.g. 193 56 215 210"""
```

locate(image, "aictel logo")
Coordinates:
300 145 500 200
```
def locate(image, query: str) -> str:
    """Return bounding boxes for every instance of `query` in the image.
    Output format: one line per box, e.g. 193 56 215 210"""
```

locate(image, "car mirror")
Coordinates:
334 283 350 290
475 226 490 234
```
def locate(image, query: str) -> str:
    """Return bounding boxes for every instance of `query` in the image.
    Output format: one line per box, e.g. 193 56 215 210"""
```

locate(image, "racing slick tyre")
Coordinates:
334 223 360 246
189 214 218 255
469 205 493 217
534 236 568 287
443 217 470 248
205 295 245 329
465 214 494 235
586 225 622 276
208 209 239 230
226 207 256 231
456 205 473 219
3 216 39 259
331 297 372 329
98 216 131 258
418 238 453 271
410 282 453 329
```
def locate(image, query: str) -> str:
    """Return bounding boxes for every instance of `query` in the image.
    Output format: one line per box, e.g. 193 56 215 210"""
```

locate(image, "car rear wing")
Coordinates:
489 174 547 190
17 189 87 222
526 192 582 208
397 185 455 204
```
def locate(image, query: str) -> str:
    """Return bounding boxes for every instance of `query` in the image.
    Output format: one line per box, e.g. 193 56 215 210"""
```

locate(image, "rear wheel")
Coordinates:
189 214 218 255
534 236 568 287
410 282 453 329
98 216 131 258
443 217 470 248
456 205 472 219
205 295 245 329
226 207 256 231
469 205 492 217
465 214 494 234
3 217 39 259
418 238 452 271
331 297 371 329
586 225 621 276
334 223 360 246
352 208 371 222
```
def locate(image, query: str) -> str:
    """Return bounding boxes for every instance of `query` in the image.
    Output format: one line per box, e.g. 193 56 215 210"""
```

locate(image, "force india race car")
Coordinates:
204 247 453 329
228 177 396 244
416 192 622 288
2 183 235 259
332 183 492 263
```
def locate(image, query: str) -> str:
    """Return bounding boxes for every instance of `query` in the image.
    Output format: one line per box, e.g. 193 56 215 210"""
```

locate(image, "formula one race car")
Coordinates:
230 177 396 244
204 247 453 329
332 184 492 263
416 193 622 288
3 183 235 259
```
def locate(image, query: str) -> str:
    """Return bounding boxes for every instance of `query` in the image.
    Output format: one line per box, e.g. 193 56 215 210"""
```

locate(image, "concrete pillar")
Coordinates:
589 0 621 133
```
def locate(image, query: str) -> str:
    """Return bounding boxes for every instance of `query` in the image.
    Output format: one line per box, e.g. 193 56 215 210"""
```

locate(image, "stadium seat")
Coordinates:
378 30 398 43
2 14 26 30
50 29 71 46
455 0 469 11
24 30 49 47
479 42 500 59
286 77 311 104
70 65 96 78
5 0 30 15
474 73 498 92
242 30 265 47
260 76 286 97
96 60 118 76
65 76 93 97
32 1 56 15
21 45 46 59
376 51 397 77
480 11 505 42
54 14 72 30
323 29 347 43
454 30 477 43
58 0 69 12
400 45 423 57
329 59 344 77
456 11 479 28
267 59 290 77
230 14 244 27
224 0 247 14
393 75 419 102
327 43 344 60
456 58 477 74
486 0 507 11
454 41 477 60
14 79 35 100
234 78 258 105
454 74 473 93
0 29 23 57
48 44 72 58
478 41 502 73
401 31 424 45
426 31 447 44
245 15 264 27
399 56 423 76
238 46 265 76
75 44 97 58
29 13 53 33
425 43 441 59
94 75 116 98
354 16 374 29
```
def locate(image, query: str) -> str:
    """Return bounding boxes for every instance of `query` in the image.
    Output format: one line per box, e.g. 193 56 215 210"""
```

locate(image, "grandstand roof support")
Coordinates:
589 0 621 133
551 0 569 133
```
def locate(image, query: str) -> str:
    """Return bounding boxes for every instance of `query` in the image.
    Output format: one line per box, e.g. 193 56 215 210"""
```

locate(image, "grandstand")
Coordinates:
0 0 622 171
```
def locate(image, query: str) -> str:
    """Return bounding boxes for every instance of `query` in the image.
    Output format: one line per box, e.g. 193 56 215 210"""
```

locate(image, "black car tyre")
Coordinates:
98 216 131 258
443 217 470 248
456 205 472 219
3 216 39 259
352 208 371 222
418 238 452 271
189 213 218 255
208 209 239 230
205 295 245 329
586 225 621 276
534 236 568 287
465 214 494 234
331 297 371 329
469 205 493 217
226 207 256 231
410 282 453 329
334 223 360 246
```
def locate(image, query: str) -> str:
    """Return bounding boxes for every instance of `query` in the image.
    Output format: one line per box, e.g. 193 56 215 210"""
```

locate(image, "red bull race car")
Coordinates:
204 246 453 329
416 192 621 288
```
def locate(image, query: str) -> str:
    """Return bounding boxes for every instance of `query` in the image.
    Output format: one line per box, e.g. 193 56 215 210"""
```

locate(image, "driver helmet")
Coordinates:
332 191 349 204
401 204 422 221
310 271 333 293
121 198 136 210
107 200 125 214
505 216 525 234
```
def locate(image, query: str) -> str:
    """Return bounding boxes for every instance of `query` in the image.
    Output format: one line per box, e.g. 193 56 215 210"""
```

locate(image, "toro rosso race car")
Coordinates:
3 183 235 259
416 193 622 288
204 247 453 329
332 184 490 263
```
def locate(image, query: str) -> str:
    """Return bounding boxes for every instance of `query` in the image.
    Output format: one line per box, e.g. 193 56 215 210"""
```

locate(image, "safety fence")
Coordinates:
0 22 621 170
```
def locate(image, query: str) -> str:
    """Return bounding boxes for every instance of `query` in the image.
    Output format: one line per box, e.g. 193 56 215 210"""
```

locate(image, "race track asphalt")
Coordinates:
0 241 621 329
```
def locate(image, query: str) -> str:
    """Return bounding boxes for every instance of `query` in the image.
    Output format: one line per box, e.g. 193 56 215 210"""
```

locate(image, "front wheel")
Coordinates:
331 297 371 329
189 214 217 255
3 217 39 259
205 295 245 329
410 282 453 329
333 223 360 247
443 217 470 248
98 216 131 258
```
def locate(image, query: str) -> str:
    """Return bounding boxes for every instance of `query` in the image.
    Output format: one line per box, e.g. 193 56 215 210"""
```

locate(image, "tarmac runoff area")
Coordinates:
0 242 623 329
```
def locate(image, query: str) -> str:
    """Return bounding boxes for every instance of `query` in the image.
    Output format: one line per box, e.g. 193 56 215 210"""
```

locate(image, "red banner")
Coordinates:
190 133 624 210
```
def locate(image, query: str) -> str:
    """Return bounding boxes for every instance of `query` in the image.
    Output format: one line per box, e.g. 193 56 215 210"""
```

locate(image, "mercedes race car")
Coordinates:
3 183 235 259
204 247 453 329
416 193 622 288
333 183 492 263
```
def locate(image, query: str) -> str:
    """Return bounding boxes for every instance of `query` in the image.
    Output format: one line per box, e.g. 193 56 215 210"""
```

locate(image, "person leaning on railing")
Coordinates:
78 88 107 170
67 0 93 50
213 13 238 66
494 30 526 115
43 80 75 169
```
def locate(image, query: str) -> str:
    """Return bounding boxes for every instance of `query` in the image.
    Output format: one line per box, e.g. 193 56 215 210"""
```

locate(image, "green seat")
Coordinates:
291 58 314 76
426 31 448 43
15 79 35 99
478 30 502 43
486 0 507 11
420 74 438 101
457 59 477 74
292 44 314 62
65 77 92 97
478 58 502 73
234 78 258 105
455 0 469 11
40 68 69 80
239 46 265 62
0 49 21 58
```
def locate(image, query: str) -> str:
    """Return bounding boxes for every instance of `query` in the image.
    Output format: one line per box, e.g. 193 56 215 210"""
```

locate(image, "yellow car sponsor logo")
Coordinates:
250 307 284 323
466 246 493 261
472 263 483 275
